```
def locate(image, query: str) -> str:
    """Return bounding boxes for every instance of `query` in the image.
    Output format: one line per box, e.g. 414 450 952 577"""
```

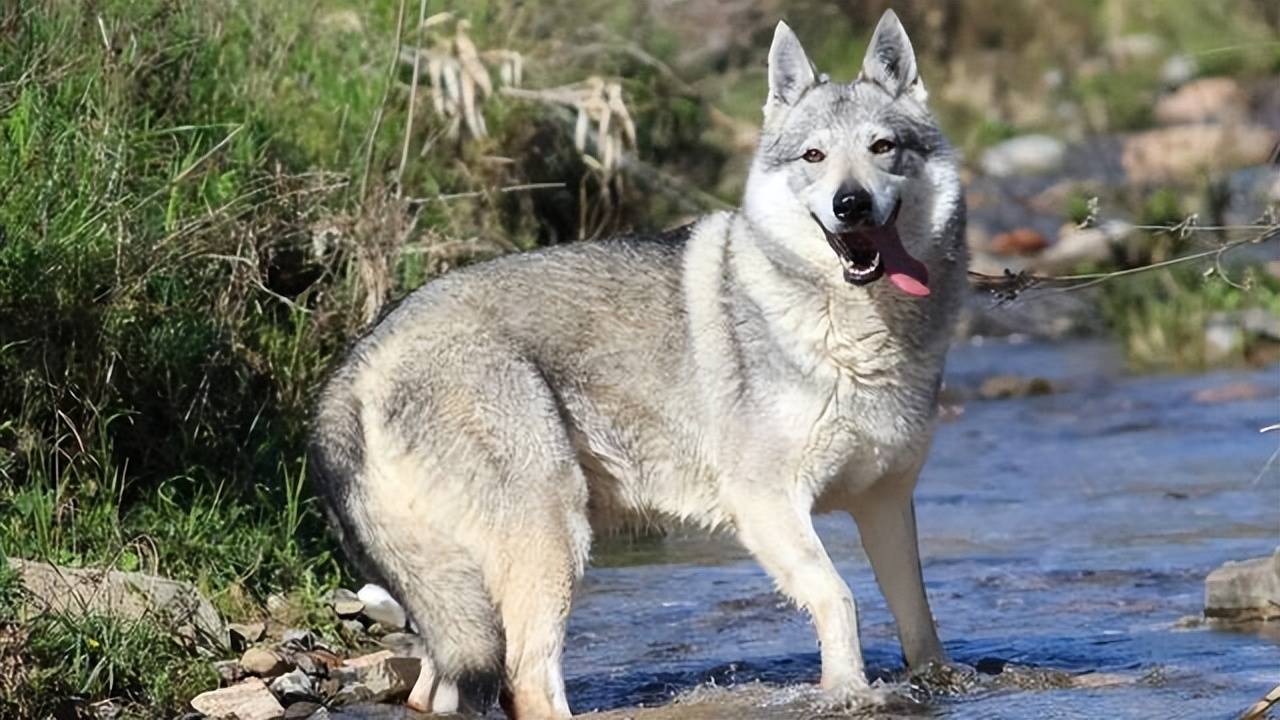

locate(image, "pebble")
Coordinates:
240 647 292 678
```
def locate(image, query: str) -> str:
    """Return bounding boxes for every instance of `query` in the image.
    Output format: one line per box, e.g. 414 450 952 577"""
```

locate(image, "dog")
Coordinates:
310 10 966 717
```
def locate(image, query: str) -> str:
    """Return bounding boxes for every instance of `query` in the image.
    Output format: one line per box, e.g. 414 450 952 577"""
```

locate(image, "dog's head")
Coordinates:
743 10 960 297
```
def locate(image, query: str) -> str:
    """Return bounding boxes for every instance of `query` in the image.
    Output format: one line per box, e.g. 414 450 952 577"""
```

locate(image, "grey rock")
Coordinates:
270 668 318 704
331 651 420 704
378 632 421 656
1161 54 1197 86
328 588 365 619
283 701 323 719
228 622 267 651
190 678 284 720
8 557 223 642
1206 549 1280 622
1034 220 1131 274
282 628 320 651
213 659 244 685
980 135 1066 178
327 703 430 719
340 619 366 636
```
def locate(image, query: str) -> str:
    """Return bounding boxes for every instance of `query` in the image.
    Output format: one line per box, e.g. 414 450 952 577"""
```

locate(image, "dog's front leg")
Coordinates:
848 473 946 669
728 488 869 694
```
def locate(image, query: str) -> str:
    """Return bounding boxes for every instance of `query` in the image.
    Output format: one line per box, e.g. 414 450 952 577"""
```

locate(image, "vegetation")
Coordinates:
0 0 1276 716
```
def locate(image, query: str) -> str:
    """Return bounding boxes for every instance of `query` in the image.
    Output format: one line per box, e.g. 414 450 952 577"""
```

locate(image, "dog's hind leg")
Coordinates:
494 496 590 719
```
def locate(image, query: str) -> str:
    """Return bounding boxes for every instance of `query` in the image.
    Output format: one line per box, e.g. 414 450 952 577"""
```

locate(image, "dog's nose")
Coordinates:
833 188 874 224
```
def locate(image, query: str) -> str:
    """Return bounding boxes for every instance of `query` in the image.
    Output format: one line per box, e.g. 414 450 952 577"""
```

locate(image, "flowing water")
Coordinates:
549 339 1279 720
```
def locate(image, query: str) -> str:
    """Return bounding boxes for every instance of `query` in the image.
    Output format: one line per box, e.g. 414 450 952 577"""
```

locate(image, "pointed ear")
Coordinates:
766 21 817 109
859 10 927 103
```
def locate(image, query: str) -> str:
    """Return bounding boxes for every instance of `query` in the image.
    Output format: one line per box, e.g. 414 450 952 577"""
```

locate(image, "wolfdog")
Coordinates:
310 10 966 717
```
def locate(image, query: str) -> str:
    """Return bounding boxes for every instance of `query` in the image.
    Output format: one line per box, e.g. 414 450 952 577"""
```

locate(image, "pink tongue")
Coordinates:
873 228 930 297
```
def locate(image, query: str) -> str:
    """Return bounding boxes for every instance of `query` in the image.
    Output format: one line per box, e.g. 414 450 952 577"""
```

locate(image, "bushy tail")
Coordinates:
308 385 504 700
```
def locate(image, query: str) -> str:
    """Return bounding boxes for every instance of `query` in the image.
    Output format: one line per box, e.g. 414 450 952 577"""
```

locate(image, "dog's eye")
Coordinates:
869 138 896 155
801 148 825 163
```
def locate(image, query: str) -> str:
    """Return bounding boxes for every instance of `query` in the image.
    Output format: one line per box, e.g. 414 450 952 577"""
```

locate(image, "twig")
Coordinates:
405 181 566 204
361 0 409 199
969 222 1278 300
1241 683 1280 720
396 0 429 198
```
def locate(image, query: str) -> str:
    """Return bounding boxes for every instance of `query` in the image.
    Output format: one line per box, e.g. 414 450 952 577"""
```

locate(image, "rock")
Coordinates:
340 619 366 637
241 647 292 678
1121 124 1279 185
357 584 407 630
269 669 318 705
332 652 420 704
327 704 430 719
190 678 284 720
1154 77 1248 126
989 228 1049 257
978 375 1055 400
1242 307 1280 341
980 135 1066 178
7 558 223 642
1205 549 1280 622
282 628 320 652
293 648 343 677
328 588 365 619
1204 313 1243 364
1224 166 1280 228
1161 54 1197 87
378 633 420 656
214 659 245 685
1034 221 1130 274
283 701 323 719
229 622 267 651
1193 382 1272 405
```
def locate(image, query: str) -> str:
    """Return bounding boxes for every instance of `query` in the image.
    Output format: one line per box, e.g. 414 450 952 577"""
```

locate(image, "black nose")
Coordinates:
833 188 874 224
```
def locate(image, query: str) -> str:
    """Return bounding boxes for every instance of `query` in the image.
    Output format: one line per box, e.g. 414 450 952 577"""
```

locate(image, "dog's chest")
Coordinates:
766 360 937 494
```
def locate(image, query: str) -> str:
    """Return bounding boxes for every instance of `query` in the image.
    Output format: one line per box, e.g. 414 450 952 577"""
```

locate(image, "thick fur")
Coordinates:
310 10 966 718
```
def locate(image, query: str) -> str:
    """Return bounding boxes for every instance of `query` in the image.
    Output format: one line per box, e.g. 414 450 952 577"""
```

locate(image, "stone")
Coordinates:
980 135 1066 178
241 647 292 678
283 701 323 719
1205 549 1280 622
229 621 267 651
357 584 407 630
1161 54 1197 86
340 619 366 637
190 678 284 720
989 228 1049 257
1154 77 1248 126
332 652 420 704
328 588 365 619
1034 221 1130 274
7 558 223 642
213 659 244 685
327 704 430 719
1121 124 1279 185
978 375 1055 400
282 628 320 652
378 633 419 656
270 668 318 704
1192 381 1270 405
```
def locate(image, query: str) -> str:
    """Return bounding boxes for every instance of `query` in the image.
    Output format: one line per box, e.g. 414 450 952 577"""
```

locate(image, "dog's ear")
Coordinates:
766 21 816 111
859 9 927 104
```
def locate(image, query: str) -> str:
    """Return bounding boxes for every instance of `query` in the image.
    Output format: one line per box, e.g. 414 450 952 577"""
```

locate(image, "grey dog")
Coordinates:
311 9 967 717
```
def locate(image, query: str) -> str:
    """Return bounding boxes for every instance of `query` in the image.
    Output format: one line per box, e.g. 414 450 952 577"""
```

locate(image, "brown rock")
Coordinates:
978 375 1055 400
190 677 284 720
1121 124 1279 185
1192 381 1270 405
240 647 291 678
989 228 1049 257
1154 77 1248 126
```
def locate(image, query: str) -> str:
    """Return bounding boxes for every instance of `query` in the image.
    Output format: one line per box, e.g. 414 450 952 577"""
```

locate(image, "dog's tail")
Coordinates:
308 381 504 701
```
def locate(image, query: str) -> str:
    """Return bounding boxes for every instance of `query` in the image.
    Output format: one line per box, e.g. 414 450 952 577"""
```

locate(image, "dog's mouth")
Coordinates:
812 202 930 297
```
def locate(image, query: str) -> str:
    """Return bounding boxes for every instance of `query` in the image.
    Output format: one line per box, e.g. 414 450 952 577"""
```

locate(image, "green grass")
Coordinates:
1099 264 1280 372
